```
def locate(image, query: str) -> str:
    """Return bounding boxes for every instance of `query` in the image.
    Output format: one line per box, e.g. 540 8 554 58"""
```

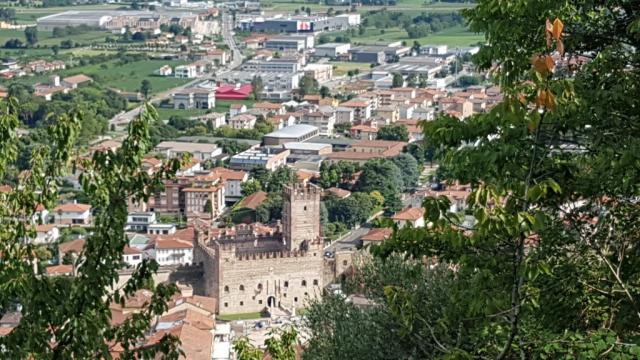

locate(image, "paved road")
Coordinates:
324 225 370 253
109 9 244 130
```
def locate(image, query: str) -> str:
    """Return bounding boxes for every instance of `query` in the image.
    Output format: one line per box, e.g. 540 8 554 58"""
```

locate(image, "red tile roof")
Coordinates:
59 238 86 255
45 264 74 275
54 203 91 213
326 187 351 199
237 191 268 210
62 74 92 85
361 227 393 242
392 207 425 221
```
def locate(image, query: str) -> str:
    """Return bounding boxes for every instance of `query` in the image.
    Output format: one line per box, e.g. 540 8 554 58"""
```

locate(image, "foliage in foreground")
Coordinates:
0 102 182 358
304 0 640 358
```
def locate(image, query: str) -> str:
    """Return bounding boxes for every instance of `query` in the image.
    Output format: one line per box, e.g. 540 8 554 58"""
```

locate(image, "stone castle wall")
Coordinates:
216 244 326 315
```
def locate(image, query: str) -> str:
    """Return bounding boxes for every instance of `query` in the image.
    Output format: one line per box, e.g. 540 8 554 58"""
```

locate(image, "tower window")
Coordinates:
313 279 318 286
301 280 307 287
257 283 263 290
259 300 263 304
284 281 289 288
304 206 307 211
239 285 245 291
294 297 298 302
224 302 228 307
224 286 229 293
240 301 244 306
343 260 348 266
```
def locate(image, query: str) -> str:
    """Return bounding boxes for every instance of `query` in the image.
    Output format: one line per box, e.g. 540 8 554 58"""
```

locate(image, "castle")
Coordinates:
194 183 353 315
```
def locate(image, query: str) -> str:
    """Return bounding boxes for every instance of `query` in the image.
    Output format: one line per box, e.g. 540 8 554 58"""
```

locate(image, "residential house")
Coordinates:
340 99 372 122
349 124 378 140
151 228 195 266
268 114 295 129
197 112 226 128
31 224 60 245
61 74 93 89
229 148 290 171
123 245 144 267
392 207 425 228
53 203 92 226
154 65 173 76
147 224 177 236
335 107 355 124
45 264 74 276
229 103 248 117
174 65 198 78
375 106 400 123
211 167 248 202
325 139 406 165
126 212 157 232
252 102 285 115
360 227 393 247
229 114 257 129
231 191 268 223
58 238 85 262
300 110 336 136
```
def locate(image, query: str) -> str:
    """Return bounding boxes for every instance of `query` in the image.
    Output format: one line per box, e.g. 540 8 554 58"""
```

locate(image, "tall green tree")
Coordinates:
250 75 264 101
24 26 37 46
140 79 152 99
377 124 409 141
0 102 182 357
298 75 319 97
356 159 403 211
391 73 404 88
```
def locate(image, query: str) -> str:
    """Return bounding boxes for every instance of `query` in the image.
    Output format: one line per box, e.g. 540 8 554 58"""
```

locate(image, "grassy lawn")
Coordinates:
216 312 264 321
330 61 372 76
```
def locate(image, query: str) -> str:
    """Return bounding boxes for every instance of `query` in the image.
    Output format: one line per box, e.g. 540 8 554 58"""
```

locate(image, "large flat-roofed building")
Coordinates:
325 139 407 165
37 10 150 31
313 42 351 59
263 124 319 146
155 141 223 161
373 56 444 78
350 44 412 63
283 142 332 156
239 14 359 34
228 148 290 171
265 37 306 52
241 58 300 73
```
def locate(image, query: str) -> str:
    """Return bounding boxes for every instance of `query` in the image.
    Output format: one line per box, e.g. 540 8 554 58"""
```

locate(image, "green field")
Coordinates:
1 59 192 95
331 25 483 47
0 28 110 47
262 0 475 13
12 4 125 24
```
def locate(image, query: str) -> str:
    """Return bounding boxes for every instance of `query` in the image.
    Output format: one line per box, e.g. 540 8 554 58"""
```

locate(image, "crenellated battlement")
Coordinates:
235 248 311 261
283 183 321 200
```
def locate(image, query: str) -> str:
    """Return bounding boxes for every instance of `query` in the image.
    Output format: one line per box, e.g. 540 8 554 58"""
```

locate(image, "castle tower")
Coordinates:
282 183 321 251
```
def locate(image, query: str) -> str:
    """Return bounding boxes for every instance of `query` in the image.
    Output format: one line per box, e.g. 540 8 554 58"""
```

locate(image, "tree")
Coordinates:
391 153 419 190
298 75 319 97
377 124 409 142
310 2 640 358
319 86 330 98
0 102 181 357
391 73 404 88
326 192 376 227
250 76 264 101
139 79 152 99
51 45 59 56
235 326 298 360
356 159 403 211
24 26 37 46
241 179 262 196
4 38 23 48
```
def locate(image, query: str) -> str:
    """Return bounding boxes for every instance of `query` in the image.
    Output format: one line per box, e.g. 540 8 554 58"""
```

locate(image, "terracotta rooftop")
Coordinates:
45 264 74 275
211 167 247 181
123 245 142 255
54 203 91 213
253 102 283 110
59 238 86 255
62 74 92 85
154 232 194 250
326 187 351 199
237 191 268 210
392 207 425 221
159 309 214 330
147 324 212 360
230 103 246 109
361 227 393 242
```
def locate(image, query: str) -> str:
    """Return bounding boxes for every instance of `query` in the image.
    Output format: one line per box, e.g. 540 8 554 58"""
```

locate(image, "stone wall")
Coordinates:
217 245 325 315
